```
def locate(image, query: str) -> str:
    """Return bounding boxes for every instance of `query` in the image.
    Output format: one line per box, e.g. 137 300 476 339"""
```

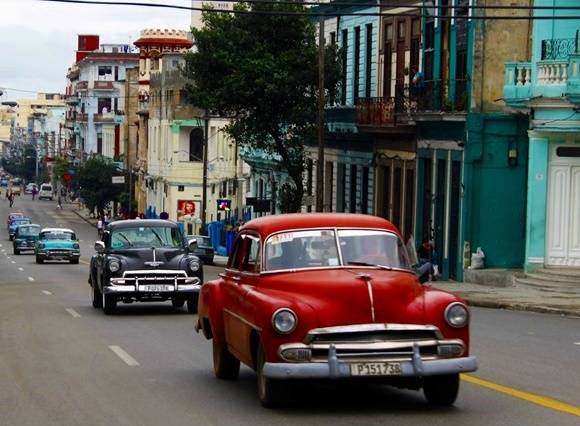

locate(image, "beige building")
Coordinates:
0 107 16 154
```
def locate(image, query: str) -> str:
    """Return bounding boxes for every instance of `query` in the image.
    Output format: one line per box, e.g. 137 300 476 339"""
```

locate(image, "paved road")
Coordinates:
0 196 579 425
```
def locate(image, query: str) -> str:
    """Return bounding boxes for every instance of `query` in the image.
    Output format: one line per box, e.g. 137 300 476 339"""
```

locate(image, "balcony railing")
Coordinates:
541 36 578 61
396 79 468 114
356 97 396 126
77 113 88 122
76 81 88 91
93 81 114 90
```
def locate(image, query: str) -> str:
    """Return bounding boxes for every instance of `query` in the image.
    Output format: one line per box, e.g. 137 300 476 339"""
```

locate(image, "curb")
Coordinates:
461 296 580 318
72 209 96 227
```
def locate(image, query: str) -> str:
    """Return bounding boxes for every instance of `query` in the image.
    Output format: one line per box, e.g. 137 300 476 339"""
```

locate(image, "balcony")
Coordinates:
93 81 114 91
356 97 396 127
77 113 88 123
76 81 88 91
410 80 468 115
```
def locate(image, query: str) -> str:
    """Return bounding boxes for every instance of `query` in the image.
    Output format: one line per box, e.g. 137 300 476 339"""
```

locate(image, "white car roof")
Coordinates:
41 228 75 233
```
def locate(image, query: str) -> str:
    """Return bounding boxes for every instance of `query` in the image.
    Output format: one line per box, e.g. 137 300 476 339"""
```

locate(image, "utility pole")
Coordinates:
316 16 325 212
201 112 209 233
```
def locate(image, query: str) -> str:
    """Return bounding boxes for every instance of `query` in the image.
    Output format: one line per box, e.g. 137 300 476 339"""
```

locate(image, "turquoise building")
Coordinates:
504 0 580 271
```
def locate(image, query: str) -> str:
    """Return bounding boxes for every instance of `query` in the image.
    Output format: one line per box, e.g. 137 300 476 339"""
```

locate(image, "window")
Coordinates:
337 163 346 212
98 66 112 78
265 230 339 271
189 128 204 162
178 185 185 192
350 164 358 213
240 234 260 273
361 166 369 214
114 66 119 81
365 24 373 98
341 29 348 105
330 31 336 45
398 20 406 40
383 22 393 97
98 98 112 114
354 26 361 104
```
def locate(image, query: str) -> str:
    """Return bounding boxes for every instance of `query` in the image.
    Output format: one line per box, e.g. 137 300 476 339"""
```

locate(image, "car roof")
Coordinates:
17 223 40 227
241 213 401 238
108 219 178 230
12 217 31 222
40 227 75 233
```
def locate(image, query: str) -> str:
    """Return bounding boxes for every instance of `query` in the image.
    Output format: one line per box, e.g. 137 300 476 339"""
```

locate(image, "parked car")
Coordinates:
25 183 38 194
188 234 215 265
35 228 80 264
13 224 41 254
38 183 53 200
8 217 32 240
196 213 478 407
0 179 8 188
88 219 204 315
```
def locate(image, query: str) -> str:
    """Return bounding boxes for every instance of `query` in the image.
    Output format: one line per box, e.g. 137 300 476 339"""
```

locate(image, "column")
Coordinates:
525 133 549 271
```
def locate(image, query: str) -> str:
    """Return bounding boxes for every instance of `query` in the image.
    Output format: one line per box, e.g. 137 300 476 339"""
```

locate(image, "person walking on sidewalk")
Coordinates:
8 191 14 208
97 217 104 240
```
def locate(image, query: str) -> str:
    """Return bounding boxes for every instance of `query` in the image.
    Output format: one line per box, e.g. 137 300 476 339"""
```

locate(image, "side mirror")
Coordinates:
188 238 198 252
94 241 105 254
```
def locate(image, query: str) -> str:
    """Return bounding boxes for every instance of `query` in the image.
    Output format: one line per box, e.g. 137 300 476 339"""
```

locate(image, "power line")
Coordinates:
36 0 580 19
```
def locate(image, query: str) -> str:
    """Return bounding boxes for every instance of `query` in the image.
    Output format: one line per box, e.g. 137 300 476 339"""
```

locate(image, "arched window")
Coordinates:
189 128 204 162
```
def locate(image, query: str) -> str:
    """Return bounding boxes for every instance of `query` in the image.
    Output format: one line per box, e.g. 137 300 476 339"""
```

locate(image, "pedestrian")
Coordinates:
8 191 14 208
32 186 37 200
57 194 62 209
97 216 104 239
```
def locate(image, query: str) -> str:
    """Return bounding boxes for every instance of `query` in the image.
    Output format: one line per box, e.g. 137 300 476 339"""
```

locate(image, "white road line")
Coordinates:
11 261 15 264
7 256 11 259
28 277 35 282
109 345 140 367
65 308 81 318
17 267 24 271
42 290 52 295
575 342 580 346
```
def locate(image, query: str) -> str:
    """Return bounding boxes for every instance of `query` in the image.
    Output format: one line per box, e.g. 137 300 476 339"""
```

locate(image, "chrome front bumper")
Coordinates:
105 274 202 294
263 344 478 379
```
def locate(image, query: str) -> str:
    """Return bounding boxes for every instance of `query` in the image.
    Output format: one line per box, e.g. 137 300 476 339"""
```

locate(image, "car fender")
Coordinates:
199 279 226 342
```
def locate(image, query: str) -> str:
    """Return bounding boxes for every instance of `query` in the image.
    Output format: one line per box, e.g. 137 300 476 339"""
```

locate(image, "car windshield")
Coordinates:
41 231 75 240
111 226 183 250
13 219 31 226
18 226 40 236
263 229 411 272
337 229 411 270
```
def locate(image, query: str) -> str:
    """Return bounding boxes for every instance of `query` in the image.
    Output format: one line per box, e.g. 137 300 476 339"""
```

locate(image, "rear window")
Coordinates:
41 185 52 191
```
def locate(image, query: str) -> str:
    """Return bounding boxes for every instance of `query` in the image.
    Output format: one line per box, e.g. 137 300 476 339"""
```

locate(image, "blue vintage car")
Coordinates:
13 224 41 255
35 228 81 264
8 216 32 240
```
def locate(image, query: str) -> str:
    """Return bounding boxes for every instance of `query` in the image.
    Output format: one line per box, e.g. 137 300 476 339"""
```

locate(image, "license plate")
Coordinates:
139 285 174 292
350 362 402 376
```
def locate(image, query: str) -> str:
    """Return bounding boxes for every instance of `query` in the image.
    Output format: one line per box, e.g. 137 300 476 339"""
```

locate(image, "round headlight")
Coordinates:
444 302 469 328
73 243 80 250
108 259 121 273
272 308 297 334
188 259 201 272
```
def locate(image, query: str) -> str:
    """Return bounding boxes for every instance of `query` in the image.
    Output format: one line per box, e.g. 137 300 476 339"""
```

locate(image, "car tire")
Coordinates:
423 373 460 406
92 283 103 309
212 339 240 380
186 294 199 314
13 248 19 255
257 344 284 408
172 298 185 308
36 256 43 264
70 258 79 264
102 290 117 315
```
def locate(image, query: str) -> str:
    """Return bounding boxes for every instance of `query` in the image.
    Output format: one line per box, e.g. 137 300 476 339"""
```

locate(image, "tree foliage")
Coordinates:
77 157 123 217
184 2 342 212
1 146 38 182
52 157 68 184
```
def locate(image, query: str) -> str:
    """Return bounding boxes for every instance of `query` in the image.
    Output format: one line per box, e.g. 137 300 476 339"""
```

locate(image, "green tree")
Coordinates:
77 157 123 217
184 2 341 212
52 157 68 184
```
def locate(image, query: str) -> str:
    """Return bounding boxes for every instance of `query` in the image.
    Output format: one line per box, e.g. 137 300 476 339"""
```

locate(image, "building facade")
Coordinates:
503 0 580 271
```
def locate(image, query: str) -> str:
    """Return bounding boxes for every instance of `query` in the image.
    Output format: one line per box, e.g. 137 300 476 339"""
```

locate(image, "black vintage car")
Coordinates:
89 219 204 315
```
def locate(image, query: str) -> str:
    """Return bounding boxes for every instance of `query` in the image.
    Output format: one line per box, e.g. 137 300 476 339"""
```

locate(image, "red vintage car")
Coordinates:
196 213 477 407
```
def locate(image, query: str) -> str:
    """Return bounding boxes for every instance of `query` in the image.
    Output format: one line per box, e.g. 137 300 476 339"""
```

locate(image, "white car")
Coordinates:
38 183 53 201
25 183 38 194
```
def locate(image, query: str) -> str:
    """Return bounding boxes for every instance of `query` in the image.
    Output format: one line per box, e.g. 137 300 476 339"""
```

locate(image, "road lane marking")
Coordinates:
17 267 23 271
11 261 15 264
80 259 90 266
109 345 140 367
462 374 580 417
28 277 35 282
574 342 580 346
42 290 52 295
65 308 81 318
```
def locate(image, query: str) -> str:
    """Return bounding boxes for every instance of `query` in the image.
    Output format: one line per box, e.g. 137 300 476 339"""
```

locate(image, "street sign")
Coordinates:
112 176 125 184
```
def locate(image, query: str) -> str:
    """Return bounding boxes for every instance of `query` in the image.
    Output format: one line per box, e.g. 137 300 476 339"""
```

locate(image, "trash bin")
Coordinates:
226 231 236 255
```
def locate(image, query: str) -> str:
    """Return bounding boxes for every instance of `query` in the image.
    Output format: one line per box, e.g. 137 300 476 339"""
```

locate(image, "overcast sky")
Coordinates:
0 0 192 102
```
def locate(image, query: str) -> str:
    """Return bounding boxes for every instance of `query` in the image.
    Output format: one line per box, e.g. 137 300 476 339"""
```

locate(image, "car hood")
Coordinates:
256 268 425 327
16 235 39 241
41 240 77 249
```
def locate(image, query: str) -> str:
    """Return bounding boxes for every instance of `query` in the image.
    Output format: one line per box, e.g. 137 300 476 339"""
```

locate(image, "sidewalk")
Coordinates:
432 280 580 318
68 202 98 226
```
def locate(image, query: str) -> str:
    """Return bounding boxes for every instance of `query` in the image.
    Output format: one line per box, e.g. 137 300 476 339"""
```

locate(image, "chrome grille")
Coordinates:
119 270 194 286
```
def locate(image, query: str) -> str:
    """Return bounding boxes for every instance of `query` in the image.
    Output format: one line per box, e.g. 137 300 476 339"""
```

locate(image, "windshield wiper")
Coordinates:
347 261 393 271
150 229 167 247
116 232 133 247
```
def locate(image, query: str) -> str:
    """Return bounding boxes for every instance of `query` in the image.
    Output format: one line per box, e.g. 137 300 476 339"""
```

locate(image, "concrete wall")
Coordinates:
470 0 532 112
